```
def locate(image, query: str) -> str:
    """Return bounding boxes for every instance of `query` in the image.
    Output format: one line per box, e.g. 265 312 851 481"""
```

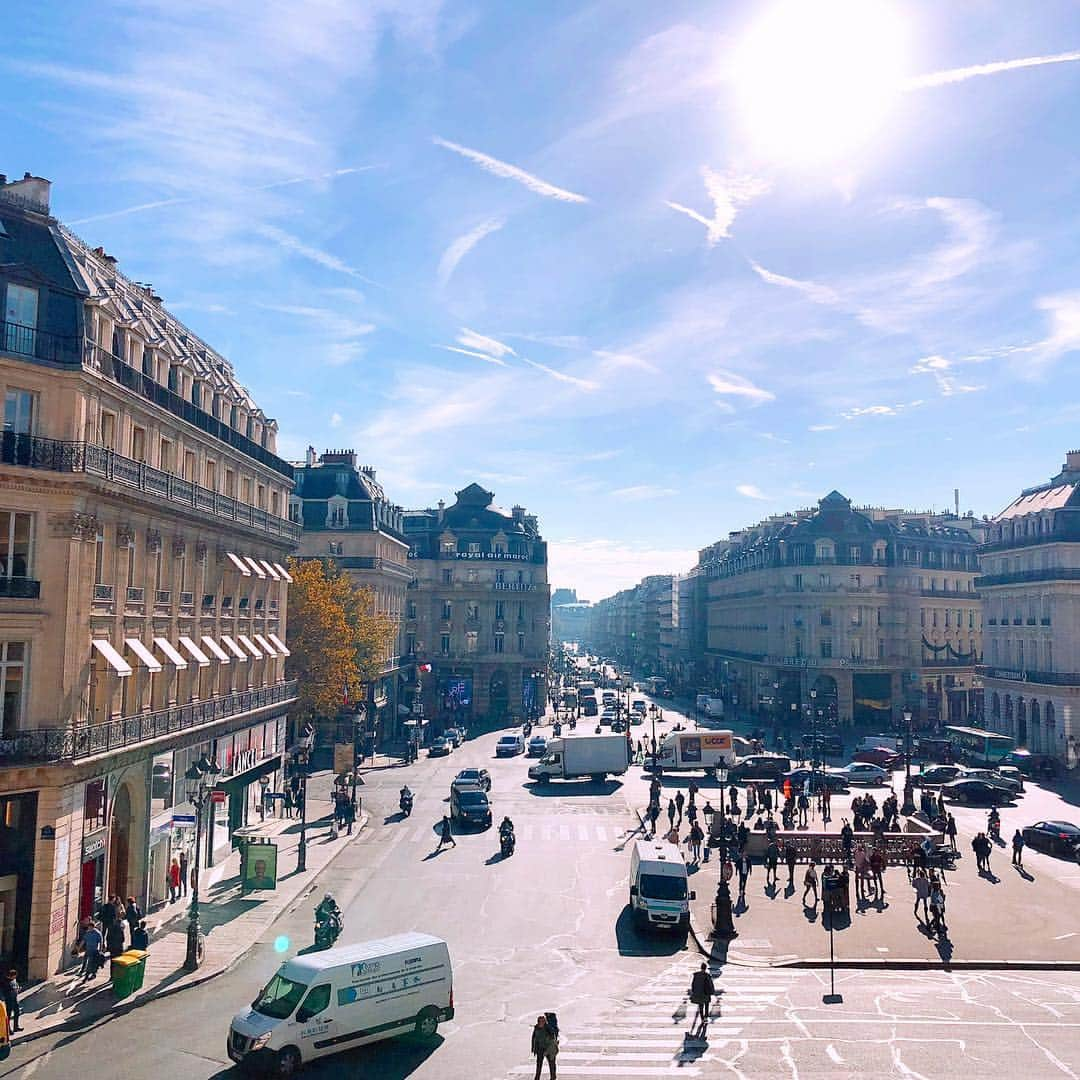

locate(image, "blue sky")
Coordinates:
8 1 1080 600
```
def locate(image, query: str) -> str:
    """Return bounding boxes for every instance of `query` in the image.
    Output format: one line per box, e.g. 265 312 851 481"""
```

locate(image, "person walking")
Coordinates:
168 858 181 903
853 844 870 901
764 839 779 888
945 814 958 851
675 790 685 825
1012 829 1025 868
1 969 20 1034
803 862 819 908
869 847 886 899
912 867 931 923
667 799 677 830
745 784 757 818
689 963 716 1035
283 788 294 819
531 1014 558 1080
821 786 831 822
928 877 947 936
648 802 661 838
436 815 456 851
840 820 854 866
689 822 705 865
125 896 142 939
785 839 798 888
81 919 103 981
736 851 752 901
105 914 126 969
130 919 150 951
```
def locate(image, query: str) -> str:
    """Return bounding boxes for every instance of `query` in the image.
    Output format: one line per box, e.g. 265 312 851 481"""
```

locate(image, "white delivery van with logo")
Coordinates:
228 932 453 1076
629 839 695 933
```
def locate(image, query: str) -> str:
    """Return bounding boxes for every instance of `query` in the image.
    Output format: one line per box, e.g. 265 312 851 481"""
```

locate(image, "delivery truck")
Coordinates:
528 733 629 783
650 730 736 777
695 694 725 718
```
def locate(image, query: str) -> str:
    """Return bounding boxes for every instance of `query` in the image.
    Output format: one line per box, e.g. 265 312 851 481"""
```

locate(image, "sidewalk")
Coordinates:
12 770 370 1044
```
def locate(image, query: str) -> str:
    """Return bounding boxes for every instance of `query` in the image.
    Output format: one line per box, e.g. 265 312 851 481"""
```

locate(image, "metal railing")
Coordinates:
0 432 301 543
93 583 115 603
0 319 82 364
976 568 1080 587
977 665 1080 687
0 576 41 599
0 678 299 764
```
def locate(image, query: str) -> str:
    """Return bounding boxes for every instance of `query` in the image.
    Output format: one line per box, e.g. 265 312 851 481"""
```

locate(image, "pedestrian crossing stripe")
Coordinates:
379 820 641 845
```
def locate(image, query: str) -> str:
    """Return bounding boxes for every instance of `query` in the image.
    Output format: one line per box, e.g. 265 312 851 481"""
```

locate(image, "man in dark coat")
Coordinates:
531 1014 558 1080
689 963 716 1034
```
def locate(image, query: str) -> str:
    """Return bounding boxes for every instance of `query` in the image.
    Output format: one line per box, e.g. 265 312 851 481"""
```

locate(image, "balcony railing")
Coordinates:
93 583 115 603
0 576 41 599
126 586 145 605
976 568 1080 588
155 590 171 607
1 319 82 365
0 678 299 764
0 432 301 543
978 665 1080 687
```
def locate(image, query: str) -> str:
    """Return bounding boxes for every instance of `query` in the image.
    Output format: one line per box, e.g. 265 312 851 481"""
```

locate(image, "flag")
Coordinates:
418 663 432 673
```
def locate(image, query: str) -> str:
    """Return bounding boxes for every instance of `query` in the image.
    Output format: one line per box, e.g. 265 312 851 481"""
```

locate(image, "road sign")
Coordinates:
211 790 227 804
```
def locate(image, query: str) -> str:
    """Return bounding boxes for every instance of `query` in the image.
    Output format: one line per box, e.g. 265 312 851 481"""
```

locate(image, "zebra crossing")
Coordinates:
501 958 792 1077
370 812 641 846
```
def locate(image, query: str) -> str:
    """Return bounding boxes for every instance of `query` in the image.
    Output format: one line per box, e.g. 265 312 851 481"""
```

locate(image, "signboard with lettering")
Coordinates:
454 551 528 561
82 830 107 861
493 583 535 591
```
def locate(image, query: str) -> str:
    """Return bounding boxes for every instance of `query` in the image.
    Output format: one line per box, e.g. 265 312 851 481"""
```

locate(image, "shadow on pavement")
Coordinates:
615 906 689 957
524 780 623 797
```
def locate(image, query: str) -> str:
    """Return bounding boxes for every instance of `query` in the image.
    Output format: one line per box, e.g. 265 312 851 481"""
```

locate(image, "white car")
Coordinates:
832 762 889 786
600 709 618 726
527 734 548 757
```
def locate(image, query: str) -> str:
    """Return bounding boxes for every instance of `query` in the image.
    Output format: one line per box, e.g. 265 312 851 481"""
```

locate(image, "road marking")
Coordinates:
826 1044 845 1064
579 823 591 841
510 1066 703 1076
1053 932 1077 940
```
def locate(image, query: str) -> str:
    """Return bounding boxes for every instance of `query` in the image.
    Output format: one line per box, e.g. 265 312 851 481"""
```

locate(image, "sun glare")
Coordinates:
732 0 909 166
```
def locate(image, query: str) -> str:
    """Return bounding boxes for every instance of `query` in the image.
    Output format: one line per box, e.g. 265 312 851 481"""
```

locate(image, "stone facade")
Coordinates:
0 175 298 980
978 450 1080 769
403 485 549 728
291 449 412 746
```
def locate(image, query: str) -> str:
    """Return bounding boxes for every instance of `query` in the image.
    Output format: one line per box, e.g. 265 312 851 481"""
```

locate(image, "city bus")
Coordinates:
945 725 1014 765
646 676 667 696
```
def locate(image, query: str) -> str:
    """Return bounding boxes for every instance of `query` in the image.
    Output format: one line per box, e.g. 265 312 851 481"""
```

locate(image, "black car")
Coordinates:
730 754 792 782
450 788 492 828
914 764 965 788
941 778 1014 805
1022 821 1080 858
783 768 849 794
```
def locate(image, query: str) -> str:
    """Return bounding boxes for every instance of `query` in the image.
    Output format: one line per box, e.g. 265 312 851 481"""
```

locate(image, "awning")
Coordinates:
92 638 132 677
178 636 211 667
226 551 251 576
153 637 189 669
237 635 264 659
220 635 249 661
244 557 267 579
273 562 294 583
125 638 163 673
254 634 277 657
267 632 290 656
259 560 281 580
215 753 282 793
201 636 231 664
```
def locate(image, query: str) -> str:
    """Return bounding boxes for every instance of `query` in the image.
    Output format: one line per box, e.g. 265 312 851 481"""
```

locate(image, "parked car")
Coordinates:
962 768 1024 796
832 762 890 786
630 711 644 726
495 734 525 757
527 734 548 757
995 765 1025 792
729 754 792 783
429 737 452 757
1021 821 1080 859
450 787 492 828
601 691 616 705
611 719 628 734
914 764 965 788
852 746 902 769
444 727 465 748
941 778 1015 805
1002 749 1058 779
600 710 618 726
451 768 491 793
783 768 850 794
659 687 675 699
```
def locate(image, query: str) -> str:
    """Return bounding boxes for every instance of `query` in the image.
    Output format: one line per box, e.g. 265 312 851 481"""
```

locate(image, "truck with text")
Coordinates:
528 733 629 783
650 730 736 777
695 694 725 718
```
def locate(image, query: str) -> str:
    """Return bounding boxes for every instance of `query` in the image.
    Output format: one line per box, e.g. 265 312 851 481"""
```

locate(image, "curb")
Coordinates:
12 813 371 1047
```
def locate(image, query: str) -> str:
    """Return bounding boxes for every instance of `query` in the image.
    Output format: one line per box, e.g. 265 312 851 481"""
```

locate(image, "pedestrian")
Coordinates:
870 847 886 899
945 814 958 851
1012 829 1025 867
689 821 704 864
912 867 930 922
821 786 831 821
436 815 456 850
762 786 773 813
840 820 854 866
728 784 739 815
764 839 779 887
675 790 685 824
98 894 118 931
737 821 750 854
689 963 716 1034
105 914 126 967
284 788 294 819
736 851 752 899
797 791 809 828
928 878 947 936
125 895 142 938
648 803 661 837
803 862 819 908
81 919 103 980
667 799 676 829
1 969 20 1033
531 1014 558 1080
746 784 757 817
850 795 861 828
936 791 946 818
169 858 181 903
130 919 150 951
785 838 798 887
687 802 698 827
853 843 870 901
688 779 699 804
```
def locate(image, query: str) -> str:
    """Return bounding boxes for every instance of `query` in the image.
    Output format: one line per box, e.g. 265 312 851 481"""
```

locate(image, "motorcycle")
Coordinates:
499 826 516 858
553 722 562 736
522 721 533 738
400 790 414 817
314 898 343 950
988 814 1001 843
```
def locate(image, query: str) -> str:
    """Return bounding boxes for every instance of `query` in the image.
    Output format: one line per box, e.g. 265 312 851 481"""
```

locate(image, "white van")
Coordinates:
628 839 694 933
228 932 453 1076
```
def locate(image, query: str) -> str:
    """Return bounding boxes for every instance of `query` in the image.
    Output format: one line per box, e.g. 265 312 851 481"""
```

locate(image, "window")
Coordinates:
4 284 38 354
296 984 332 1023
819 573 830 587
257 484 266 509
131 426 146 463
241 477 253 504
494 542 506 555
184 451 197 483
406 633 416 655
441 601 452 620
1046 640 1052 671
466 630 478 653
230 404 239 429
495 570 505 584
820 639 832 659
204 459 217 490
516 570 524 584
792 573 803 591
440 634 451 655
518 632 525 652
142 347 155 377
468 542 481 554
968 609 974 629
494 634 504 654
442 569 453 584
328 503 346 528
850 573 861 588
820 609 832 626
877 638 884 659
100 411 117 450
167 365 179 393
920 608 926 628
0 512 32 579
225 469 236 498
1017 640 1024 670
3 389 35 434
191 381 201 409
441 540 455 554
849 546 861 564
94 530 105 584
466 601 478 619
160 438 174 473
406 601 416 619
467 567 479 583
0 641 26 737
518 602 525 619
851 638 863 659
495 601 504 619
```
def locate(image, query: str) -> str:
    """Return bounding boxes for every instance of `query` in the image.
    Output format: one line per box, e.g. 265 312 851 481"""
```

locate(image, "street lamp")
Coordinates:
295 725 314 872
902 708 916 815
717 761 730 853
648 702 659 767
809 688 818 778
183 753 220 972
351 703 367 820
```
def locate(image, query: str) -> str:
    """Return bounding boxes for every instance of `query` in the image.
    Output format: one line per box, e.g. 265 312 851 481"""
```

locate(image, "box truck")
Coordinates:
629 839 694 932
528 733 629 783
650 730 736 776
695 694 725 718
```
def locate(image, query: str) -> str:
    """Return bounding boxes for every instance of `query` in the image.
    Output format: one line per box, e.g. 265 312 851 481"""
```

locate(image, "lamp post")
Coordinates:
902 708 916 815
648 702 659 767
351 704 366 819
295 727 314 872
810 688 818 778
183 753 220 972
717 760 729 852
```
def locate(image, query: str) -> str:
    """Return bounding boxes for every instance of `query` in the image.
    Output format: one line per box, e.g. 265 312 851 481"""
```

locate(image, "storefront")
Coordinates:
78 778 108 922
0 791 37 981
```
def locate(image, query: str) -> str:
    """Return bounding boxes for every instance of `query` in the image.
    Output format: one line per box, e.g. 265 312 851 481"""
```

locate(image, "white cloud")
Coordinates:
458 328 517 359
841 401 925 420
906 50 1080 90
437 216 506 287
432 136 589 203
911 354 985 396
736 483 769 500
258 303 375 339
809 424 838 432
330 412 342 428
521 357 600 391
611 485 677 501
439 345 509 367
750 261 842 306
707 370 775 404
593 349 660 374
254 223 378 284
666 167 770 245
546 538 697 602
1029 291 1080 372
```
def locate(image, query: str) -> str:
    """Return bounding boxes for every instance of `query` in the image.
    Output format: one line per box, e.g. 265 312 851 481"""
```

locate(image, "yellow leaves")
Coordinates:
285 558 398 717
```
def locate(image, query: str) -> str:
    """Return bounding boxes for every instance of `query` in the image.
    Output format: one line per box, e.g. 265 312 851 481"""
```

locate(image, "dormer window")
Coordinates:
191 381 201 409
327 496 348 529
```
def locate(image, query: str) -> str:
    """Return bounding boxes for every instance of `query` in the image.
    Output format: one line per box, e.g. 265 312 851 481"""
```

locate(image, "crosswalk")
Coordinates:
370 813 641 846
500 959 792 1077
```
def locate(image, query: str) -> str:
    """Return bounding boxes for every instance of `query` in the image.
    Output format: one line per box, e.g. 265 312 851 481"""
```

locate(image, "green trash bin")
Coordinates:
111 949 148 998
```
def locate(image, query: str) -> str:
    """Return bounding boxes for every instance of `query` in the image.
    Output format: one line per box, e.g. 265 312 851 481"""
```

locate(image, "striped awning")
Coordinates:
273 562 294 583
220 635 249 661
226 551 251 576
243 557 267 579
259 560 281 580
237 635 264 659
254 634 277 657
201 636 231 664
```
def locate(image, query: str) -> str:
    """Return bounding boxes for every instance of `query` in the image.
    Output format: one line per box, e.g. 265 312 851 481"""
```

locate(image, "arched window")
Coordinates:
1031 700 1040 727
1046 701 1056 728
991 692 1000 720
1004 695 1013 721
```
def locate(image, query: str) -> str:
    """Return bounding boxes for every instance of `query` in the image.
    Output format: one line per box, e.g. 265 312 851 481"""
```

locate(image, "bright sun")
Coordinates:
732 0 909 166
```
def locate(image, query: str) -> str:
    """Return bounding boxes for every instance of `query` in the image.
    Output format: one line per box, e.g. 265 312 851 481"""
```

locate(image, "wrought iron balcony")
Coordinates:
0 576 40 599
93 583 115 603
0 319 82 365
0 432 301 544
0 678 299 764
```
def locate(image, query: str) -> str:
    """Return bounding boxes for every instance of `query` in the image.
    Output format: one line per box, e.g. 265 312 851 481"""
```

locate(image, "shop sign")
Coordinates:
211 790 227 804
82 831 107 860
454 551 528 561
50 907 66 934
172 813 196 826
493 582 535 591
40 825 56 840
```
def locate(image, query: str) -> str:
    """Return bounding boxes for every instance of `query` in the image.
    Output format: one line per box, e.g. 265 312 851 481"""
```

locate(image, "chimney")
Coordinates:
512 505 525 523
306 445 317 468
954 488 959 517
0 172 51 213
1065 450 1080 475
319 449 357 467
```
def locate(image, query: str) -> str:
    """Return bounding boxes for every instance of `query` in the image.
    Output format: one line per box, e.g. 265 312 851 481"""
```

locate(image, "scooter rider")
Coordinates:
499 816 515 842
987 806 1000 838
314 892 343 941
